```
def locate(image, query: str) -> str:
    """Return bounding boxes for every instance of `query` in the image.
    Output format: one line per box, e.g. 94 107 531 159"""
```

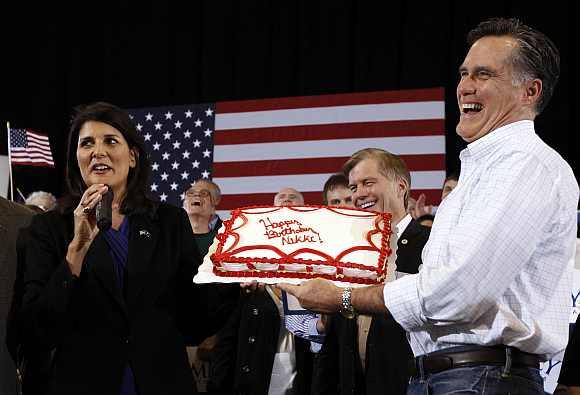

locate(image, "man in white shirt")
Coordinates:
280 17 579 394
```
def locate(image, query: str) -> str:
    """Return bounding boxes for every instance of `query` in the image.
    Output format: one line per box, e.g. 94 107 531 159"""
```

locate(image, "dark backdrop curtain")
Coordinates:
0 1 577 201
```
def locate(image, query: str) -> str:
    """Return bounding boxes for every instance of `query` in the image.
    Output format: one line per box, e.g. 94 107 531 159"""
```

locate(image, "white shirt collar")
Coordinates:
395 214 412 238
461 120 535 162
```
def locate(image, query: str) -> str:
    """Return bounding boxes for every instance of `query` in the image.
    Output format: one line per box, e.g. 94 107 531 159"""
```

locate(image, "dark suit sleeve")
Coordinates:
6 226 31 361
19 213 78 349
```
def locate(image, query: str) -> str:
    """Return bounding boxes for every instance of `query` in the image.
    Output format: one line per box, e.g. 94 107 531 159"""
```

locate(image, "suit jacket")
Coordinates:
312 219 430 395
0 198 34 395
207 289 313 395
16 203 211 395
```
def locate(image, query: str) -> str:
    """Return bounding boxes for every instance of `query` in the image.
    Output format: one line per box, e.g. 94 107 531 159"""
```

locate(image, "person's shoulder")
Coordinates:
0 197 35 218
152 202 188 223
406 218 431 238
155 202 184 215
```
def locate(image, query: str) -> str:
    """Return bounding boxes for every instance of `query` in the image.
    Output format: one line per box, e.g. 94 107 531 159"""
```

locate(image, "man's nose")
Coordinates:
457 76 476 97
352 188 364 203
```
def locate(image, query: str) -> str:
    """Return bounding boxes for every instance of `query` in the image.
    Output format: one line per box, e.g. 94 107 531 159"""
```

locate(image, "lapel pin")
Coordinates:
401 239 408 245
139 229 151 238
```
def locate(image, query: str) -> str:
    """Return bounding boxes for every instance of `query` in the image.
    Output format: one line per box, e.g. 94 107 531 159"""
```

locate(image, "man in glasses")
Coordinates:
183 180 222 239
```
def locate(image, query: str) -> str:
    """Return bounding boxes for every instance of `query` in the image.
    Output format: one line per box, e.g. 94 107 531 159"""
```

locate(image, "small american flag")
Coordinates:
129 88 446 217
9 128 55 167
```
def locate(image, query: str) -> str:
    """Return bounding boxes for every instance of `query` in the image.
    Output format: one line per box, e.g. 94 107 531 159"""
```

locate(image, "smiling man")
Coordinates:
311 150 430 395
183 180 221 241
280 18 579 394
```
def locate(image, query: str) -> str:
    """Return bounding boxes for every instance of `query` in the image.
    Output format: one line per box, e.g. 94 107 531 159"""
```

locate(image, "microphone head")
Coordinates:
96 187 114 231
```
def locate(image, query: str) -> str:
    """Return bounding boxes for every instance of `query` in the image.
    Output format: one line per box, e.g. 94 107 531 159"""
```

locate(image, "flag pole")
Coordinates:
6 121 14 201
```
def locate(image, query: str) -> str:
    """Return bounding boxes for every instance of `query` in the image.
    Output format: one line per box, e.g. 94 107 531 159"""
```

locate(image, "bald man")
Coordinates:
273 188 304 206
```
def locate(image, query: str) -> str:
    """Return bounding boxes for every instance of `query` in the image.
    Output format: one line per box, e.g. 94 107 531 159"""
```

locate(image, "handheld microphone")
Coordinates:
96 187 114 231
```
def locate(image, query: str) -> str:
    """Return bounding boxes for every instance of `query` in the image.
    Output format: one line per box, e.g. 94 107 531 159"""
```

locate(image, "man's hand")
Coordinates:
239 281 265 293
410 193 433 219
277 279 342 314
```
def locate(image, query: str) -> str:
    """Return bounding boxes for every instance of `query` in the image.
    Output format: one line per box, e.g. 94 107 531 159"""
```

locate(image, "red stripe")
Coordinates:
214 119 444 145
218 189 442 210
217 88 444 113
11 161 54 167
213 154 445 177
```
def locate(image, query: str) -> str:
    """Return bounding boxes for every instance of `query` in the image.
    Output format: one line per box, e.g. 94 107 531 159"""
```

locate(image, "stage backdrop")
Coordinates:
128 87 446 218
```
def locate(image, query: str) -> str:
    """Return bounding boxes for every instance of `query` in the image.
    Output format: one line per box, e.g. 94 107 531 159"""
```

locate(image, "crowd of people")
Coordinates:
0 16 579 395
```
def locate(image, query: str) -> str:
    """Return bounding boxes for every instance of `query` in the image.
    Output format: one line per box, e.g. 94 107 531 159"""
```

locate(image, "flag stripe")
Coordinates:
216 88 445 113
11 158 54 164
9 160 55 167
213 119 444 145
25 130 50 141
212 154 445 177
213 171 445 195
214 136 445 162
215 101 444 131
11 148 54 159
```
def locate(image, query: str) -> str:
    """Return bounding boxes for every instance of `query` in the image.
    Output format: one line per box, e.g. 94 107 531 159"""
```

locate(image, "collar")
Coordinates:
460 120 535 163
395 214 412 238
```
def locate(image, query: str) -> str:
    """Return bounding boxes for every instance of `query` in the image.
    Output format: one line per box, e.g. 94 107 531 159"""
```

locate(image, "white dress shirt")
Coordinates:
384 120 579 360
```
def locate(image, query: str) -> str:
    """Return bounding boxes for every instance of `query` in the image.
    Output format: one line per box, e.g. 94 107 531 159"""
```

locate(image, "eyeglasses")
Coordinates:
185 189 211 198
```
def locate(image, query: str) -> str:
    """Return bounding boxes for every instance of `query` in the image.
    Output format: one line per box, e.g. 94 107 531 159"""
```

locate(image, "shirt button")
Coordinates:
241 365 250 373
252 308 259 316
248 336 256 344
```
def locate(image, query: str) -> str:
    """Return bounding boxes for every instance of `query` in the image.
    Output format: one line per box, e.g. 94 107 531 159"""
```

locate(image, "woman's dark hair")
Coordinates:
66 102 155 215
467 17 560 114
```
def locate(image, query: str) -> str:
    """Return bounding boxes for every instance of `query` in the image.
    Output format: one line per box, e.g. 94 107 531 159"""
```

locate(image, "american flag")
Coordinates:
129 88 445 218
127 104 216 206
9 128 55 167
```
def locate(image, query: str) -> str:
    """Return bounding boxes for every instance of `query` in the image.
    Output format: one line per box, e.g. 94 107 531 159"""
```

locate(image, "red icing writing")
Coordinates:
258 216 323 245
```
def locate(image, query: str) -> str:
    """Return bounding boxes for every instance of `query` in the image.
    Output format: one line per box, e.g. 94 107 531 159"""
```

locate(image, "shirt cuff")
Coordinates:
383 273 425 331
310 341 322 353
307 314 322 336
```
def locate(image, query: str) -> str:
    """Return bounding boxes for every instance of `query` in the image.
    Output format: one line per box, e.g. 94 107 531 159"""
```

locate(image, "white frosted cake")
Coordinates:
193 205 396 286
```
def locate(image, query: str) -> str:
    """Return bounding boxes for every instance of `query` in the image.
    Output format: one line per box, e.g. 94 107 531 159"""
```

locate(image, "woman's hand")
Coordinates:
66 184 109 276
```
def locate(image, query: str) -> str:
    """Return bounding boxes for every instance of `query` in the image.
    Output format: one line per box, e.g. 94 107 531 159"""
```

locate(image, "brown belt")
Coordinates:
408 346 541 378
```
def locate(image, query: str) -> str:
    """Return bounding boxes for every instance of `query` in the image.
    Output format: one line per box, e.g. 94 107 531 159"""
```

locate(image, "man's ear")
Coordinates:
523 78 542 108
398 178 408 202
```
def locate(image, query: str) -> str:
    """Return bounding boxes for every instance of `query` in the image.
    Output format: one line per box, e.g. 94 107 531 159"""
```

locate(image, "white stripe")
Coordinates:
216 101 444 130
26 131 50 141
27 141 52 150
214 171 445 194
214 136 445 162
11 158 54 165
11 150 54 160
216 210 232 220
11 147 52 156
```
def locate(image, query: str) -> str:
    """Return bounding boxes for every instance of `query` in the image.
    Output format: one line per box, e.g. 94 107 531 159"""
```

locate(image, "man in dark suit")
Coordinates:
0 196 34 394
311 150 430 395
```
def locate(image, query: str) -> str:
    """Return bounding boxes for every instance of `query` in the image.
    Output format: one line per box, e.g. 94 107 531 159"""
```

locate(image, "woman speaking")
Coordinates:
19 102 208 394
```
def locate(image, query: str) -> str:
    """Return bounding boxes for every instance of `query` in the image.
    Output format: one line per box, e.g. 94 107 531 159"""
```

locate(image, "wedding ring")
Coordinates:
83 206 91 214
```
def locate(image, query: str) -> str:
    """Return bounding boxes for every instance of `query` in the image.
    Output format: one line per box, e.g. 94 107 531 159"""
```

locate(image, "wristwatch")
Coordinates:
339 287 356 319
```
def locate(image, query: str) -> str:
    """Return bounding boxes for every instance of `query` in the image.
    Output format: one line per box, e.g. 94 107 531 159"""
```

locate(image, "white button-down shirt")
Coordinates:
384 120 579 360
